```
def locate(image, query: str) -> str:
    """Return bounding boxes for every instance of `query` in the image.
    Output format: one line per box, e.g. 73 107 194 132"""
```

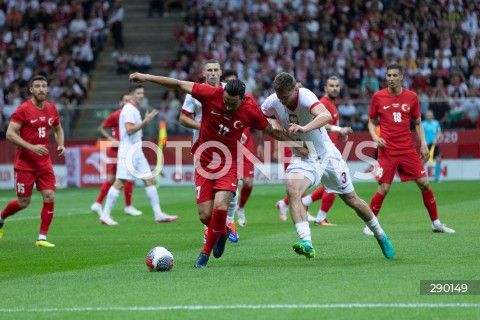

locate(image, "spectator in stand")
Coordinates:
430 82 451 129
361 68 380 95
338 98 357 127
108 0 124 50
462 91 480 129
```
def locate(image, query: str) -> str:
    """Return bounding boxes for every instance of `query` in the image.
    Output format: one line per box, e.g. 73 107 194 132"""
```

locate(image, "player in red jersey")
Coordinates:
129 72 303 268
90 93 142 217
275 78 352 224
0 75 65 247
367 64 455 235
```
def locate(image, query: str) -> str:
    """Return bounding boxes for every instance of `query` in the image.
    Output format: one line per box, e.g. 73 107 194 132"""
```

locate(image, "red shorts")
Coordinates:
376 152 427 183
14 168 56 197
107 163 117 175
194 163 238 204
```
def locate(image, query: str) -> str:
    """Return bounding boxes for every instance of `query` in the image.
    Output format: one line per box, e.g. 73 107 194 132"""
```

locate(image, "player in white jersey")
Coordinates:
178 60 239 243
261 72 394 259
99 84 178 225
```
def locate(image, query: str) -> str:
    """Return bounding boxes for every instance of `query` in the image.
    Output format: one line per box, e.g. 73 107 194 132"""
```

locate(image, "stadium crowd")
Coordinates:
166 0 480 131
0 0 117 135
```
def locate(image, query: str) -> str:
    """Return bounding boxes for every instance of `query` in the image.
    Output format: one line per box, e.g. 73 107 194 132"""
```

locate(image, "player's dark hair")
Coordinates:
224 79 246 98
222 69 238 81
387 64 402 73
273 72 296 92
29 75 48 87
129 84 143 93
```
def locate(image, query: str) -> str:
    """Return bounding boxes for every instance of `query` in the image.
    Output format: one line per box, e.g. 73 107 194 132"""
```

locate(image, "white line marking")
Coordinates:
0 303 479 313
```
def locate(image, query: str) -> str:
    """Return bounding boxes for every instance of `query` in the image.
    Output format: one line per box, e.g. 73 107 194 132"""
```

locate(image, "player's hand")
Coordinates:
30 144 49 156
374 137 386 148
339 127 353 137
420 144 429 162
288 123 305 134
144 109 159 122
268 118 285 134
57 145 66 157
257 145 264 160
297 146 309 159
129 72 147 83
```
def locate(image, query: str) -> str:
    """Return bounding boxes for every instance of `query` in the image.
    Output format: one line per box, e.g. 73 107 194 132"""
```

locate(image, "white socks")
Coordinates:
102 186 120 219
365 216 385 240
145 185 163 218
315 210 327 223
295 221 311 242
227 190 238 224
302 195 313 207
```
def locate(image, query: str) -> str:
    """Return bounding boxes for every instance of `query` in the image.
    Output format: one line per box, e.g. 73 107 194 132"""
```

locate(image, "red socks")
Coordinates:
311 186 325 202
40 202 54 236
370 192 385 216
320 192 336 212
422 189 439 222
124 180 133 206
96 181 112 204
202 208 227 256
238 185 253 209
0 200 22 219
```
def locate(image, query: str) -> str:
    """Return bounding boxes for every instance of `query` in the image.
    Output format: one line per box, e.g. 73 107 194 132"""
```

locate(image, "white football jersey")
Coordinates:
181 93 203 143
118 102 142 158
261 87 337 158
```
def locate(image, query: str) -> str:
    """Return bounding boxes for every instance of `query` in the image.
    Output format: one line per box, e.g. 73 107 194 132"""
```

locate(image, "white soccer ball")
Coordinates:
146 246 174 272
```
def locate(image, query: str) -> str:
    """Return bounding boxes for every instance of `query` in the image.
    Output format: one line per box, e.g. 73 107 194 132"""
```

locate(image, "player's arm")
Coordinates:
6 121 49 156
53 123 66 157
263 123 308 159
178 112 200 130
129 73 194 94
414 117 430 162
255 129 264 160
126 109 159 135
434 125 443 145
288 103 332 134
98 123 115 141
368 118 386 148
325 123 353 136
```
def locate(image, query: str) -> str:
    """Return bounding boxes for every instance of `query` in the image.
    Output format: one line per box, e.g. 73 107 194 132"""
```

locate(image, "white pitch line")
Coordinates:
0 303 479 313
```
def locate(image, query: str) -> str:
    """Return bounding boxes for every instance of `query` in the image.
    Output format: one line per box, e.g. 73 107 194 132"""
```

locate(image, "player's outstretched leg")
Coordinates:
213 226 231 258
194 252 209 268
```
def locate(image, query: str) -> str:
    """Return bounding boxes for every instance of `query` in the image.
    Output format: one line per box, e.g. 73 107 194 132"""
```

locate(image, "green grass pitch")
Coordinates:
0 181 479 320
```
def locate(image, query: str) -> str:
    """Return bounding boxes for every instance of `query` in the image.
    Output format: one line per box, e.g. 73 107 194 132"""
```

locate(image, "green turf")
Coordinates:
0 181 479 320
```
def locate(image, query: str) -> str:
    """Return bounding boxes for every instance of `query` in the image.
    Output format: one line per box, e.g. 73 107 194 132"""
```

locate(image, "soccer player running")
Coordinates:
0 75 65 247
90 93 143 217
129 72 302 268
99 84 178 225
262 72 394 260
422 110 443 183
367 64 454 235
178 61 240 243
276 77 353 226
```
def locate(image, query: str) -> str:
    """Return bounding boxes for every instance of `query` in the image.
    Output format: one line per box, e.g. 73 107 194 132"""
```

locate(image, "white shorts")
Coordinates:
286 153 354 194
116 151 153 180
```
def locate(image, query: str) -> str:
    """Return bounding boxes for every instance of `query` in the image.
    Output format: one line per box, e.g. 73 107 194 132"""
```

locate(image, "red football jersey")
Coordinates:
102 109 121 158
191 83 269 164
10 99 60 171
102 109 121 140
368 88 421 156
320 95 339 144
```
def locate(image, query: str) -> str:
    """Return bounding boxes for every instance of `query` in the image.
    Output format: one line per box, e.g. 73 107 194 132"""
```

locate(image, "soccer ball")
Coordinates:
146 246 174 272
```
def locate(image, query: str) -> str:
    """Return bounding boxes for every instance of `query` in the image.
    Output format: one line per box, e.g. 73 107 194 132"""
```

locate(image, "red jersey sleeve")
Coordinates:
368 93 379 120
